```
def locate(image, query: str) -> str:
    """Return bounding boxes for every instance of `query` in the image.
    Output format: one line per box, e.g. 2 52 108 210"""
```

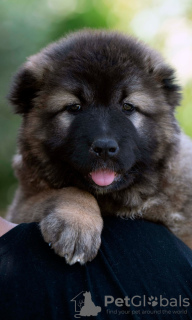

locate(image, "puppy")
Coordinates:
7 30 192 264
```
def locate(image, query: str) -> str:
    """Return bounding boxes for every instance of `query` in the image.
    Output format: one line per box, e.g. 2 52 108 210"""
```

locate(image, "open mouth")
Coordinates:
89 169 120 187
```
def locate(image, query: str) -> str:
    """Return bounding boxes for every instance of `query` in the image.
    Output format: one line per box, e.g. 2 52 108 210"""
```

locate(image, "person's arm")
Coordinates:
0 217 17 237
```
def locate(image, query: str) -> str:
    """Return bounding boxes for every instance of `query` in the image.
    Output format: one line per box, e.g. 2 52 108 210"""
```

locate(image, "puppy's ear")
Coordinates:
154 64 181 108
145 52 182 108
8 65 40 114
8 51 52 114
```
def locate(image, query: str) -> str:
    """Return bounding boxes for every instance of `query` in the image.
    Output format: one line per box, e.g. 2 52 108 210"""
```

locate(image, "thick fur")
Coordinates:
7 30 192 264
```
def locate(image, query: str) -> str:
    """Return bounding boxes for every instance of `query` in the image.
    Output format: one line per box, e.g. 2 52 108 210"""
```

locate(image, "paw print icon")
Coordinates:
147 296 158 306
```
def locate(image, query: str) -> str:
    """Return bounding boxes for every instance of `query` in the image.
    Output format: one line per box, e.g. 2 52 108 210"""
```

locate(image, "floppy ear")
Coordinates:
153 63 181 108
7 50 53 114
8 64 41 114
144 52 182 108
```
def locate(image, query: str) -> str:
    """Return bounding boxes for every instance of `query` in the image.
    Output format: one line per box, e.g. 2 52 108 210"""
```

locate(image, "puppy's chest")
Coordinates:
97 185 185 219
97 191 143 216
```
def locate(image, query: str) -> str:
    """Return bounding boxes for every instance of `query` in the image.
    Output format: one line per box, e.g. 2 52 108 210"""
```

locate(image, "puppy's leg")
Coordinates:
7 187 103 264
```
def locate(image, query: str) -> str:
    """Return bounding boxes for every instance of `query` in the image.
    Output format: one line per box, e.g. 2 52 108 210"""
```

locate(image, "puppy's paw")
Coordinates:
40 211 103 265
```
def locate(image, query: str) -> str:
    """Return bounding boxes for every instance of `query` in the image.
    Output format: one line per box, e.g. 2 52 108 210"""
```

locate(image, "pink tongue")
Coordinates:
90 170 115 186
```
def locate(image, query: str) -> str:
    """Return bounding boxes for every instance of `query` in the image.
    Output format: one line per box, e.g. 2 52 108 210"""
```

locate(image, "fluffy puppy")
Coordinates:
7 30 192 264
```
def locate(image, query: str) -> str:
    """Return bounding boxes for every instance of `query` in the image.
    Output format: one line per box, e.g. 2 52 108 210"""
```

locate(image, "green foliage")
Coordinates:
50 0 111 39
176 82 192 137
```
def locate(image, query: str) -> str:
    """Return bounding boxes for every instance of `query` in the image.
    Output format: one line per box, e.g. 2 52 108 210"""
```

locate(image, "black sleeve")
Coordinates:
0 217 192 320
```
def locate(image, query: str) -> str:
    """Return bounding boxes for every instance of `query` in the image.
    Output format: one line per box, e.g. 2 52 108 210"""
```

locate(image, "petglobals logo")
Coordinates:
71 292 190 317
71 291 101 318
104 295 190 308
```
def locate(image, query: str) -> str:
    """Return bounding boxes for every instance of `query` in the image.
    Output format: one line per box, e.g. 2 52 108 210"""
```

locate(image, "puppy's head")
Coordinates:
8 30 181 193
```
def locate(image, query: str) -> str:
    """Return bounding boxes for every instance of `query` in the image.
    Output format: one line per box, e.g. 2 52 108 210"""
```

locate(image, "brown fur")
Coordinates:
7 187 102 264
6 29 192 264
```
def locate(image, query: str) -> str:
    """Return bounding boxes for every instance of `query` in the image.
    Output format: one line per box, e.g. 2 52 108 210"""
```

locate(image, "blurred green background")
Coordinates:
0 0 192 214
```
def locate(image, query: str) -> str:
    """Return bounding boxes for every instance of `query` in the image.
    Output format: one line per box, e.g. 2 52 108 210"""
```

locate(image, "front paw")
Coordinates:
40 212 103 265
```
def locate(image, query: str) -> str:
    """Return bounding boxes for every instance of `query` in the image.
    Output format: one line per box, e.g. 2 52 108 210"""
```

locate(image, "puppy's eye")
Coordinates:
122 103 135 112
66 104 82 113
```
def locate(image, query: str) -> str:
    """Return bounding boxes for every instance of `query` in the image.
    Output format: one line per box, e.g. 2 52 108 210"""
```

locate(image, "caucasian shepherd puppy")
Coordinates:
7 30 192 264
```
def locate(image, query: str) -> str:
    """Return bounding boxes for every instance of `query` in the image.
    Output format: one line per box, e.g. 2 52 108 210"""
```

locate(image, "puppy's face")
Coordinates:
9 30 181 194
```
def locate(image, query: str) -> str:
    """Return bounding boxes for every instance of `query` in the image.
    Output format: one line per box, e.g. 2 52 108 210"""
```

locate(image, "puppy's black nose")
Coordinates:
91 138 119 158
